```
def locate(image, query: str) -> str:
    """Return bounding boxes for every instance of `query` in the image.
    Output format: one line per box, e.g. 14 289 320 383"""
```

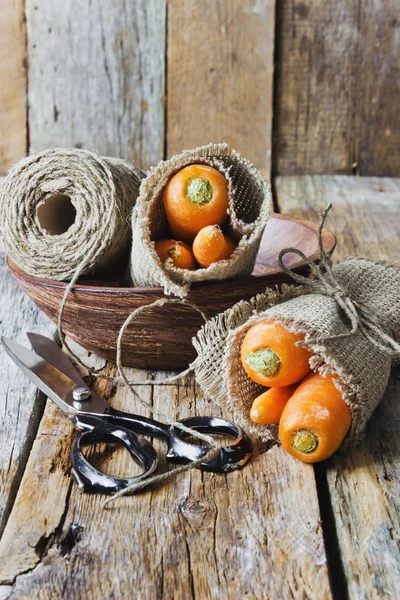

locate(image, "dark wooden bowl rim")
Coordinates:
7 213 336 294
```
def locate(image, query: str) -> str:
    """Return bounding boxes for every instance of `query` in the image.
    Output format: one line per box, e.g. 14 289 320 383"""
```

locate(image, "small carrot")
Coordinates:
192 225 237 267
241 320 311 387
163 164 229 242
279 372 352 463
250 383 299 425
155 239 196 270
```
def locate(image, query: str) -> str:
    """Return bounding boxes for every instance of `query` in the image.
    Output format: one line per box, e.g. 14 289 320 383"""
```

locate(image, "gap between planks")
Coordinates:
275 174 400 600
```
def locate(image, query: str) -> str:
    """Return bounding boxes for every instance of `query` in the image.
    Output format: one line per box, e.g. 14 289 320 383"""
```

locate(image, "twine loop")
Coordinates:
278 204 400 356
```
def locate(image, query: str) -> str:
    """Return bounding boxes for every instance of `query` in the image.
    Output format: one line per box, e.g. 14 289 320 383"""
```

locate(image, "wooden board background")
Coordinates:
273 0 400 176
0 0 399 598
1 0 399 176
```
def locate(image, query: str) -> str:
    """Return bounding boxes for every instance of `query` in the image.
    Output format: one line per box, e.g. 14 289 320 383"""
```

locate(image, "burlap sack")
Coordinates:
0 148 144 281
193 257 400 447
130 143 271 297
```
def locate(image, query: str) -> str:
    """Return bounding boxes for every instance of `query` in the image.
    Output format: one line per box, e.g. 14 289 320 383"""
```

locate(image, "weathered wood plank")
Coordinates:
0 0 27 173
356 1 400 176
0 365 332 598
275 175 400 599
167 0 275 176
26 0 166 170
274 2 400 177
0 177 56 536
273 1 359 175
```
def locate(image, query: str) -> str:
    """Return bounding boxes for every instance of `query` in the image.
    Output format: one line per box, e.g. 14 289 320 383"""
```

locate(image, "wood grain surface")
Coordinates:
26 0 166 171
275 175 400 599
356 0 400 176
0 0 27 173
0 351 332 599
274 0 400 176
0 227 55 537
167 0 275 176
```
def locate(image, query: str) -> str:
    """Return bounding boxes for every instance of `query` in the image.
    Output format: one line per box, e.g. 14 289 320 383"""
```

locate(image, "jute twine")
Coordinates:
193 206 400 446
0 148 144 281
130 143 271 297
56 284 222 507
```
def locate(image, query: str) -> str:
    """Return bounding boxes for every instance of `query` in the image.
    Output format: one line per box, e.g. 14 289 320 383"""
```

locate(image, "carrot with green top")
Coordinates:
241 320 312 387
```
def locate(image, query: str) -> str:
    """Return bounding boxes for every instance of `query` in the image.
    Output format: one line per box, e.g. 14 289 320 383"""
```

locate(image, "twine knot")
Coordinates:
278 204 400 356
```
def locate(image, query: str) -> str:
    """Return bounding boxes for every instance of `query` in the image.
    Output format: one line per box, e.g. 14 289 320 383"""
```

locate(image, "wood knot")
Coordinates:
182 500 209 515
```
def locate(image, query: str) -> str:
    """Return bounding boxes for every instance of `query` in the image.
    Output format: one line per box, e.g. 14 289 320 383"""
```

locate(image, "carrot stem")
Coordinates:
244 348 280 377
186 177 213 206
292 429 319 454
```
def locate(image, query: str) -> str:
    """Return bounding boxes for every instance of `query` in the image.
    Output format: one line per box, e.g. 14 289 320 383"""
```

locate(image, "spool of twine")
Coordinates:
0 148 144 281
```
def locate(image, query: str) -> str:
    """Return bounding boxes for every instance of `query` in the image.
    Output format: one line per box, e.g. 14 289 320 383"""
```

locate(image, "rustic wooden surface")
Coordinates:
0 338 331 599
0 0 26 173
274 1 400 176
276 175 400 599
0 177 56 537
8 214 336 370
1 0 400 597
1 177 398 599
26 0 166 171
167 0 275 175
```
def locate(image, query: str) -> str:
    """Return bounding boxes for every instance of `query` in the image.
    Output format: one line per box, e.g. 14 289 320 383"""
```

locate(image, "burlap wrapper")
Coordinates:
0 148 144 281
193 258 400 446
130 143 271 297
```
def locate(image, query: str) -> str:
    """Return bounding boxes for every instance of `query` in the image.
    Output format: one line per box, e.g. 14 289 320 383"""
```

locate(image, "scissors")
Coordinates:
1 333 252 494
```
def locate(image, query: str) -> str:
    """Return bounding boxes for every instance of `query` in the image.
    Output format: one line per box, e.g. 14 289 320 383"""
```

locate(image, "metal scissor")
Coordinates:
1 333 252 494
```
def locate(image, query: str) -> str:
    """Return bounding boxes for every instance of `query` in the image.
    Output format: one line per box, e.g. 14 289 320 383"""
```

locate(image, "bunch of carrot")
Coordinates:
155 164 237 270
240 320 352 463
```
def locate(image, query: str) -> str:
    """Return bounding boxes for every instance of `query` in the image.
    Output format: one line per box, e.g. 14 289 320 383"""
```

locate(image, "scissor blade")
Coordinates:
1 337 108 416
26 332 87 387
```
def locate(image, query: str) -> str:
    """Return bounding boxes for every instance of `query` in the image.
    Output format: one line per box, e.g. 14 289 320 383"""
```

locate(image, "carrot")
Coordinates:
241 320 311 387
155 239 196 270
163 165 229 242
250 383 299 425
279 372 352 463
192 225 237 267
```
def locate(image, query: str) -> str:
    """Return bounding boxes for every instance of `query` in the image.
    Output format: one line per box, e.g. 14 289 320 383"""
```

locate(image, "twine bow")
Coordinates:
278 204 400 356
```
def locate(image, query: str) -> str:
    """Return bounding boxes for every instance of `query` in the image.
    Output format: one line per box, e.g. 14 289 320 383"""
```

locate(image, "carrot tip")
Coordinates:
244 348 280 377
292 429 319 454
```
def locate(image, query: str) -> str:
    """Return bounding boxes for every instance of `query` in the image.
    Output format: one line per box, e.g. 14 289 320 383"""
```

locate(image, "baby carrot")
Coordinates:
250 383 299 425
241 320 311 387
163 165 229 242
192 225 236 267
279 372 352 463
155 239 196 270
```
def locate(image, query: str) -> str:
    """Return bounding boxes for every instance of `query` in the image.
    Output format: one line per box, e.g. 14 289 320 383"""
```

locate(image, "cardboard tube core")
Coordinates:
36 194 77 235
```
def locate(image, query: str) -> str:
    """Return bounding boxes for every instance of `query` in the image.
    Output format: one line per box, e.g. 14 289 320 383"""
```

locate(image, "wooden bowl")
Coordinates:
8 213 335 370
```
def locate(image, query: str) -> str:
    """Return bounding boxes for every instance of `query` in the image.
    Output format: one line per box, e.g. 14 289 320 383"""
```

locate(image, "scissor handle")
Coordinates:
97 409 253 473
70 415 158 494
166 416 253 472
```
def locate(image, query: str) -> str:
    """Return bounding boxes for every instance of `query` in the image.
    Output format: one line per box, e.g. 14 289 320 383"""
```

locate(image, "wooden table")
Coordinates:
0 176 399 600
1 0 400 597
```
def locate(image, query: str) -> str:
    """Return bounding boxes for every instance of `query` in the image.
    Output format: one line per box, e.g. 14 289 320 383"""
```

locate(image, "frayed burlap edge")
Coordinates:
130 143 271 297
192 284 304 412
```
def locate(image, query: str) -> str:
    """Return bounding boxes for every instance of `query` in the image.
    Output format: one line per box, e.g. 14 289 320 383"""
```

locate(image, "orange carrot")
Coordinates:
163 165 229 242
155 239 196 270
241 320 311 387
279 372 352 463
192 225 236 267
250 383 299 425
